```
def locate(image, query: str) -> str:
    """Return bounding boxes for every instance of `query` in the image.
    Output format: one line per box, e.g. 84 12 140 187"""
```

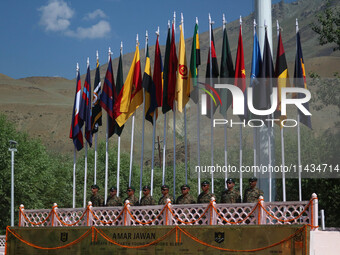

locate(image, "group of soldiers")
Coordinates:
89 177 264 207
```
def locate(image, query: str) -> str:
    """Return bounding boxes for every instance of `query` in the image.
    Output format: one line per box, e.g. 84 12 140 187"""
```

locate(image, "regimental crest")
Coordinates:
214 232 224 243
60 232 68 242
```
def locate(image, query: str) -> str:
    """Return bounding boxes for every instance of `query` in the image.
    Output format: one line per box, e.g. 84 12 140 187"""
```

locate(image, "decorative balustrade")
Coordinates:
18 194 319 230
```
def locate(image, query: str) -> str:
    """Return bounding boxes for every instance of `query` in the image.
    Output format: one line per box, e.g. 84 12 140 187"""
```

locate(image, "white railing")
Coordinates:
0 235 5 255
18 194 319 230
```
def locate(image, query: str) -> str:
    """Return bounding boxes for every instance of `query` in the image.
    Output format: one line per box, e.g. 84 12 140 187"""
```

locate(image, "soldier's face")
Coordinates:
110 190 117 197
143 189 150 196
161 188 169 195
181 187 189 195
202 184 209 192
91 188 98 195
127 189 134 196
227 182 235 190
250 181 257 188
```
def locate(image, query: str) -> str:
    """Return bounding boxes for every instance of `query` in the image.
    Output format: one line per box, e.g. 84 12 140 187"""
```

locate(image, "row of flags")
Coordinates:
70 17 311 151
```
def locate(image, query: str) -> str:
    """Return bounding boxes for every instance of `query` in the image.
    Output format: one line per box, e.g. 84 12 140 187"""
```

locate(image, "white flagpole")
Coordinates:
139 31 148 201
253 19 257 174
209 13 215 194
296 19 302 202
73 63 79 209
182 13 188 185
129 35 139 186
117 43 122 197
151 28 160 196
105 48 112 203
222 14 228 189
173 11 177 200
196 17 201 195
83 57 90 208
239 16 243 200
94 51 99 185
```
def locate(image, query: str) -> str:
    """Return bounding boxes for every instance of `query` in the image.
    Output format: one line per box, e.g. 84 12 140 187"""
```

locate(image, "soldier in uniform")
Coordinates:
90 184 104 207
243 177 264 203
124 186 139 206
106 186 122 206
176 184 196 204
197 181 215 203
220 178 241 203
158 185 174 205
139 185 156 206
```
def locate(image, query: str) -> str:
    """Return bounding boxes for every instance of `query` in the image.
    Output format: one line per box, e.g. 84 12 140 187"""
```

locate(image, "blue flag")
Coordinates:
79 66 92 146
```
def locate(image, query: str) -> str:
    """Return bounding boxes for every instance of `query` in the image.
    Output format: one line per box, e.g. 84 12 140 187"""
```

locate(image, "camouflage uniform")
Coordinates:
139 194 156 206
158 194 174 205
176 193 196 204
243 187 264 203
220 189 241 203
106 195 122 206
197 192 215 203
90 193 104 207
124 195 139 206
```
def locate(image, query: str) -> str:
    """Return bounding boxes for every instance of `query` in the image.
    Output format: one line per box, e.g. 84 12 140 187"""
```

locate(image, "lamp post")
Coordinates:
9 140 17 227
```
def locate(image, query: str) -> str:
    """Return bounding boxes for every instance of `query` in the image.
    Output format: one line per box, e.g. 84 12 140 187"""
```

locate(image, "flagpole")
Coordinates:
83 57 90 208
253 19 257 173
139 31 148 201
296 19 302 202
117 43 123 197
151 28 160 196
196 17 201 195
239 16 243 199
162 20 170 186
129 35 139 186
209 13 215 194
94 51 99 185
222 14 228 189
72 63 79 209
173 11 177 200
105 48 112 203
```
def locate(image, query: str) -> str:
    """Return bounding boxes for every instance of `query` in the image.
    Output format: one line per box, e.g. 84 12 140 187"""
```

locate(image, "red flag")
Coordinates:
153 36 163 108
167 23 178 111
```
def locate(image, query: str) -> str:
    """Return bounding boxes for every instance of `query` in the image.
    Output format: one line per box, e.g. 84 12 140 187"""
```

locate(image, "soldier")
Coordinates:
139 185 156 206
220 178 241 203
197 181 215 203
90 184 104 207
158 185 174 205
243 177 264 203
106 186 122 206
176 184 196 204
124 186 139 206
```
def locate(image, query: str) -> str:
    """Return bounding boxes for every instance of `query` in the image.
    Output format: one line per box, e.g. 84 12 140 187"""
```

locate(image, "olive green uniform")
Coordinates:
139 194 156 206
197 192 215 203
90 193 104 207
158 194 174 205
220 189 241 203
243 187 264 203
106 195 122 206
124 195 139 206
176 194 196 204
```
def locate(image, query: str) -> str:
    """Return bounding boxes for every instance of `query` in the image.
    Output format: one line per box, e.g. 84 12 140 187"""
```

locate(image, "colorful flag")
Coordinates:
205 24 219 118
294 30 312 129
167 23 178 111
162 26 171 114
189 22 200 104
234 25 247 121
100 56 115 138
79 65 92 146
114 44 143 127
176 23 189 112
143 44 158 124
219 25 234 116
274 29 290 127
91 59 102 134
113 51 125 136
69 70 84 151
153 35 163 108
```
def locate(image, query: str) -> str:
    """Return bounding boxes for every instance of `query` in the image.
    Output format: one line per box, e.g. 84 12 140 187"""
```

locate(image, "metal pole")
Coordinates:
162 114 167 185
83 57 89 208
94 51 99 185
196 17 201 195
239 16 243 200
73 147 76 208
117 44 123 197
209 13 214 194
222 14 228 189
9 145 16 227
173 11 177 200
151 114 156 196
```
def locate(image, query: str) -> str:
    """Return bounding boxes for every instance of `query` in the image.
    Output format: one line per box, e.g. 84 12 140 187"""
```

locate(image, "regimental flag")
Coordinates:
189 22 201 104
234 25 247 121
168 23 178 111
162 26 171 114
274 29 290 128
100 56 115 138
91 59 102 134
205 24 219 118
69 71 84 151
79 65 92 146
220 25 234 116
114 44 143 127
143 44 158 124
153 35 163 108
113 51 125 136
294 30 312 129
176 24 189 113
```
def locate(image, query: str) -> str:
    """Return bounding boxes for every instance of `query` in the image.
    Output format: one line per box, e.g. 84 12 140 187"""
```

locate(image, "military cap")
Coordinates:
126 186 135 191
181 184 190 189
109 186 117 192
201 180 210 185
91 184 99 190
226 178 235 184
161 185 169 189
249 177 258 182
142 185 151 190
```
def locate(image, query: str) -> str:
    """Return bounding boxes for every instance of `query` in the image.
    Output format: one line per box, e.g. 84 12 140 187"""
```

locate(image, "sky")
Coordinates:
0 0 288 80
